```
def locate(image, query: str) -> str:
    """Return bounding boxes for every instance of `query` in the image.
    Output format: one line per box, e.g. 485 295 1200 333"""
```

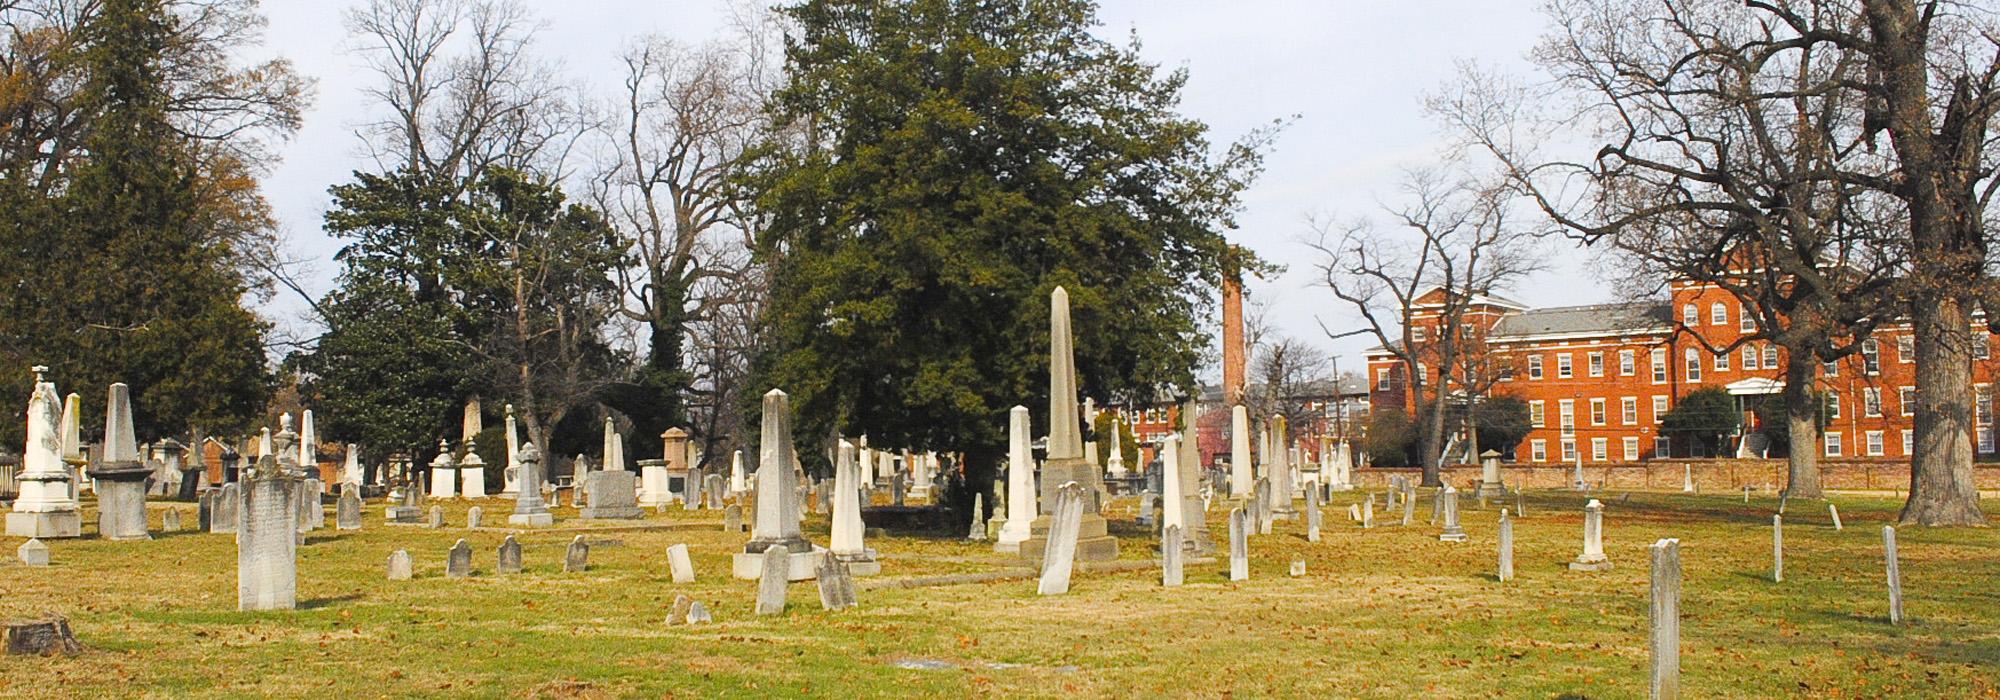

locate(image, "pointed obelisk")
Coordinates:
995 405 1036 552
828 439 878 574
297 409 318 477
1177 398 1214 553
1229 404 1253 497
1020 287 1118 563
732 389 819 580
500 403 521 497
58 392 87 496
7 369 81 538
90 383 152 540
341 444 363 487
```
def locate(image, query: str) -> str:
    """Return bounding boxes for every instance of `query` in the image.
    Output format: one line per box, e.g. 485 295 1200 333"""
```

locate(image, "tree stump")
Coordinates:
5 615 82 656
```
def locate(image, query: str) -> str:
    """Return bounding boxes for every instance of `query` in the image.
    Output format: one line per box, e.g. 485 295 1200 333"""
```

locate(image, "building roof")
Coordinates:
1487 301 1673 340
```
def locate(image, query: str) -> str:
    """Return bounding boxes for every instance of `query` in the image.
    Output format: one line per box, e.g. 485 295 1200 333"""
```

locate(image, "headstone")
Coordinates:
296 478 323 532
1136 490 1156 528
891 472 906 506
497 535 522 574
667 543 696 583
384 482 422 524
386 550 412 580
1017 287 1118 563
1438 486 1467 542
755 545 791 615
237 476 299 610
1772 514 1784 583
336 485 362 530
1289 558 1306 577
466 506 483 529
1401 485 1415 527
723 504 743 533
1303 488 1321 542
1161 524 1184 587
1681 464 1695 493
1829 503 1843 530
1742 485 1751 503
509 443 555 526
162 507 181 532
459 437 487 499
1498 509 1515 582
998 407 1037 553
426 505 444 529
967 493 987 541
17 538 49 566
828 441 879 575
1036 483 1086 596
815 552 858 611
89 383 152 540
1362 495 1375 529
705 473 727 509
1883 526 1903 625
579 469 643 519
1650 538 1682 700
564 535 589 573
667 595 694 625
446 539 472 578
1228 506 1249 582
732 390 818 581
685 601 711 624
1476 450 1505 498
198 489 215 531
211 482 241 533
1569 499 1612 571
1255 478 1273 535
428 440 457 500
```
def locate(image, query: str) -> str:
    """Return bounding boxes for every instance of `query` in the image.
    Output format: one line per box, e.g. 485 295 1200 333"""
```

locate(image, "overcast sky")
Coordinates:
250 0 1614 377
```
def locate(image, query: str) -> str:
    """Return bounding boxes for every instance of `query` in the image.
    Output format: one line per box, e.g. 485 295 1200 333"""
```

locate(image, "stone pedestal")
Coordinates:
1474 453 1506 499
637 459 673 508
91 462 153 541
1570 499 1613 571
1018 458 1119 563
5 509 80 539
733 546 826 581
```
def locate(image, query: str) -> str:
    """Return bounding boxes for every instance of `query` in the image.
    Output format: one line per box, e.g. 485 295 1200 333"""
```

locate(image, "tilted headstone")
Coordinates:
18 538 49 566
1161 524 1184 587
705 473 727 509
466 506 483 530
446 539 472 578
1401 485 1416 527
667 543 695 583
722 504 743 533
1303 488 1321 543
815 552 858 611
237 476 299 611
579 469 643 519
301 478 324 530
1362 495 1375 529
386 550 413 580
755 545 791 615
1228 507 1249 582
497 535 522 574
426 506 444 529
1829 503 1843 530
162 507 182 532
1884 526 1903 625
336 485 363 530
1569 499 1612 571
1650 538 1682 700
1036 483 1086 595
685 601 712 624
564 535 590 573
667 595 694 626
1347 503 1360 523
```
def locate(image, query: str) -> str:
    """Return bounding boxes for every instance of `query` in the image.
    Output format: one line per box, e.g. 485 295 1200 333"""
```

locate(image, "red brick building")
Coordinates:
1366 282 2000 463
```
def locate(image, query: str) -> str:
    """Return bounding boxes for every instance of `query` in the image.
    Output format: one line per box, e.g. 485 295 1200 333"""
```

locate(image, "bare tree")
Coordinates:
1308 166 1543 485
1247 334 1332 442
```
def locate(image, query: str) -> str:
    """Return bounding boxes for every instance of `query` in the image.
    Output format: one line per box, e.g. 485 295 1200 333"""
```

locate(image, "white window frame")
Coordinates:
1651 348 1667 384
1558 399 1575 435
1560 439 1577 461
1685 347 1702 382
1530 439 1547 462
1899 386 1916 417
1588 351 1604 377
1710 301 1727 325
1682 303 1697 326
1901 429 1914 456
1622 436 1640 462
1714 350 1730 372
1898 335 1914 363
1825 393 1840 419
1652 395 1669 423
1865 430 1885 457
1864 387 1883 418
1762 345 1779 369
1824 360 1839 378
1862 339 1880 374
1591 437 1609 462
1529 400 1545 428
1621 396 1638 425
1375 368 1390 391
1741 345 1758 370
1824 431 1842 457
1589 398 1607 426
1619 349 1635 376
1527 355 1543 380
1654 436 1671 459
1557 353 1573 379
1740 312 1755 332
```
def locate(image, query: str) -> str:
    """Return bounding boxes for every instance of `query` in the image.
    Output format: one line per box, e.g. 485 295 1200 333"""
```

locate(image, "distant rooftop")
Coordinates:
1488 301 1673 339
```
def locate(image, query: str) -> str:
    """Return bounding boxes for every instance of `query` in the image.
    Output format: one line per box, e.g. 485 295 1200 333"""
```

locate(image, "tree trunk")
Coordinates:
1902 298 1987 525
1421 383 1449 487
1781 355 1823 499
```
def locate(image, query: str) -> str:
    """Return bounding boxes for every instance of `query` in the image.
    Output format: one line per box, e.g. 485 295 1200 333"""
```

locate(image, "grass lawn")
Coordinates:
1 487 1995 698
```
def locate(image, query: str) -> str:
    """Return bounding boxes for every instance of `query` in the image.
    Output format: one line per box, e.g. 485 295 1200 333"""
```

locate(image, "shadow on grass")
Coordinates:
299 593 364 610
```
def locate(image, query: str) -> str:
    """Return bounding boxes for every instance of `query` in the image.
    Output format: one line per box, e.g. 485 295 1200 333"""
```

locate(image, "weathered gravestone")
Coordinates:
508 443 555 527
1161 524 1184 587
17 538 49 566
1772 514 1784 583
446 539 472 578
755 545 791 615
1829 503 1843 531
1289 558 1306 577
1498 509 1514 582
1884 526 1903 625
90 383 152 541
384 485 423 525
564 535 589 573
382 549 413 580
1438 486 1467 542
1570 499 1612 571
198 489 215 531
1650 538 1682 700
466 506 483 530
667 543 696 583
815 552 858 611
426 506 444 529
1136 490 1156 528
967 493 987 541
1036 483 1086 596
667 594 694 626
1304 488 1321 543
1363 495 1375 529
161 507 181 532
579 470 643 519
299 479 324 531
722 504 743 533
336 485 362 530
1228 507 1249 582
685 601 711 624
497 535 522 574
237 476 299 611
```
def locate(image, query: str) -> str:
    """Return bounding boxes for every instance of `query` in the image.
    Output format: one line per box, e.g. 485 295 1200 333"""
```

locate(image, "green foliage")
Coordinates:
1090 412 1139 467
1364 408 1420 468
1474 395 1533 458
0 0 269 444
1662 386 1741 457
749 0 1275 497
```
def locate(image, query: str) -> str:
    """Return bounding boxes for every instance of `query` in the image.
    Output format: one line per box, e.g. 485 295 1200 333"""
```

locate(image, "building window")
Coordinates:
1529 400 1545 428
1742 345 1758 370
1977 385 1993 426
1682 303 1698 326
1588 351 1604 377
1685 348 1702 382
1623 437 1641 462
1619 349 1635 376
1866 430 1885 457
1621 397 1638 425
1864 388 1883 417
1530 439 1547 462
1898 335 1914 363
1981 427 1994 454
1411 326 1428 342
1740 311 1756 332
1714 350 1730 372
1902 429 1914 456
1560 439 1577 461
1862 339 1880 374
1558 400 1575 434
1763 345 1779 369
1417 362 1429 380
1825 393 1840 419
1653 395 1669 422
1824 360 1839 377
1900 387 1916 416
1824 431 1842 457
1655 436 1671 459
1527 355 1543 380
1651 348 1667 384
1557 353 1573 379
1591 437 1609 461
1979 336 1992 360
1710 302 1728 326
1590 398 1607 426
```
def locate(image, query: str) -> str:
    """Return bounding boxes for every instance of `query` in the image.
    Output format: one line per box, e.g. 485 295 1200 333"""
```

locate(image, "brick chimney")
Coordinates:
1221 260 1246 405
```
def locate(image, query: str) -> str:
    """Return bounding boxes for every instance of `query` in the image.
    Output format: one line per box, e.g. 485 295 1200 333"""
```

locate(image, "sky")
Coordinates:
248 0 1615 378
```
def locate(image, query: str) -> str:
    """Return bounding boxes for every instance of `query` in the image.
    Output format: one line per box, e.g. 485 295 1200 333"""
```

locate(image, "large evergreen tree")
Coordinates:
750 0 1276 506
